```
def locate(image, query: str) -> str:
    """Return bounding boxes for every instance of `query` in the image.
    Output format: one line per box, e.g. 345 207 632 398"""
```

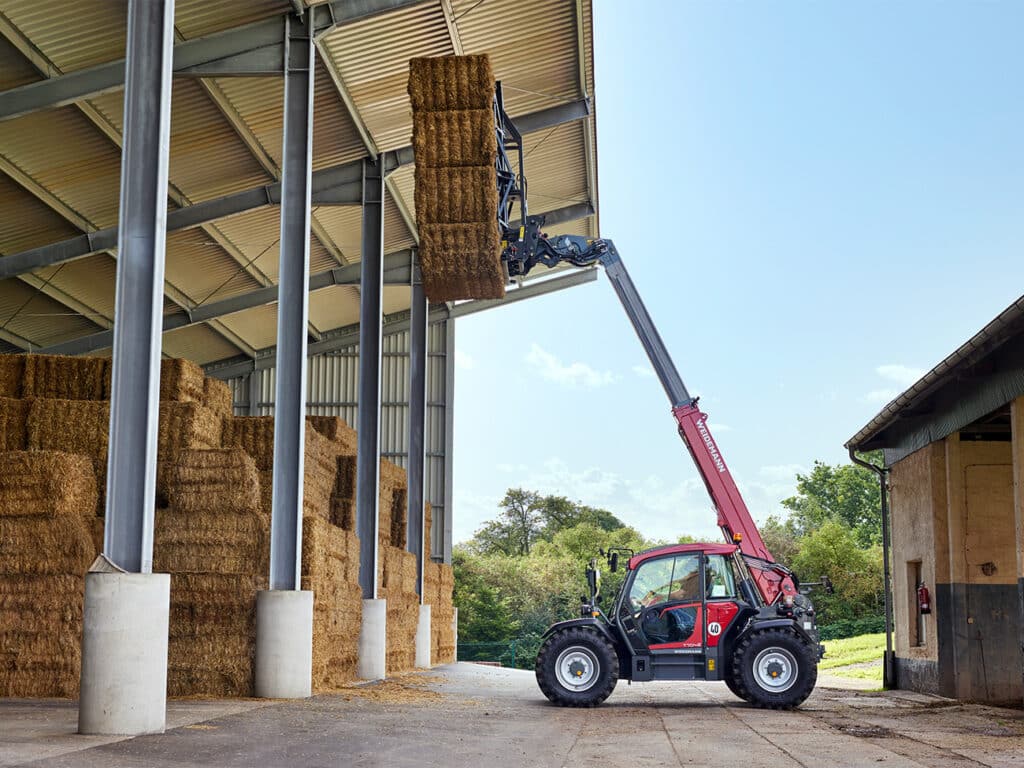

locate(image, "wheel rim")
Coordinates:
555 645 600 692
753 647 798 693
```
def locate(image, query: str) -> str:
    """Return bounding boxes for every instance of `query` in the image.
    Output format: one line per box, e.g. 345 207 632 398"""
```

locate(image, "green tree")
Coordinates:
468 488 544 556
781 452 882 546
452 550 516 641
759 514 801 568
790 520 883 622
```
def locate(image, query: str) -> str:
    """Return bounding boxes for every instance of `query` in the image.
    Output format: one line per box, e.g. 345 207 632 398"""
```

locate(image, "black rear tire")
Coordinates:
535 627 618 707
731 628 817 709
722 669 753 702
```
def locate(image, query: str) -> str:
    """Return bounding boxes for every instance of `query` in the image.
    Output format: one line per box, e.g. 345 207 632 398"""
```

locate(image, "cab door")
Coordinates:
620 553 705 654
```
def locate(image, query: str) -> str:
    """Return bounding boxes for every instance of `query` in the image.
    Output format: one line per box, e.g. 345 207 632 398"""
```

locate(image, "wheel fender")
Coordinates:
542 618 616 645
743 618 816 647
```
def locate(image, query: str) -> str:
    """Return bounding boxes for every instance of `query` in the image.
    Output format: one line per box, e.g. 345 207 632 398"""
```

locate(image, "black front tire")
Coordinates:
535 628 618 707
731 628 817 709
722 669 753 702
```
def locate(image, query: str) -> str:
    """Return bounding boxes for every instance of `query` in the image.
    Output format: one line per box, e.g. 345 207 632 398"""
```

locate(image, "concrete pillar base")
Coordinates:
415 604 431 669
452 607 459 663
255 590 313 699
79 572 170 736
357 598 387 680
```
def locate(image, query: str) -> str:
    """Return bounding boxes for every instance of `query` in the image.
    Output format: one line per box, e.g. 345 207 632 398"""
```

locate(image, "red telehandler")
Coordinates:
491 87 824 709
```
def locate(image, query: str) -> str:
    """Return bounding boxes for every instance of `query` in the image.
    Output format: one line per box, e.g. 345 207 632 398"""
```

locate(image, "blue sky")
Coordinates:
451 1 1024 544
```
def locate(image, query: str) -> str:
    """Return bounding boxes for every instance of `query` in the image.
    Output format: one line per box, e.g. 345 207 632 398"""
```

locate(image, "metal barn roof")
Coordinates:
0 0 599 365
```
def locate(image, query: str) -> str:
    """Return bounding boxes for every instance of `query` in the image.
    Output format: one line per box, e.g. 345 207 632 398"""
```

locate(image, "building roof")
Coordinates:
846 293 1024 464
0 0 599 364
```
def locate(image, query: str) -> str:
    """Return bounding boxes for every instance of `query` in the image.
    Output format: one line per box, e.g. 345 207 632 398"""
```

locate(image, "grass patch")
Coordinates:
820 632 885 670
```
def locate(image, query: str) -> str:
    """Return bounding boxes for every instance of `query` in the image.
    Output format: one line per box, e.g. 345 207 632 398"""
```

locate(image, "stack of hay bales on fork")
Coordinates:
409 54 504 302
0 452 97 697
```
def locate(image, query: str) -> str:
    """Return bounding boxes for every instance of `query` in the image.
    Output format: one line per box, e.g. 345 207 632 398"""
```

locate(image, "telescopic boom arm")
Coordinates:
501 223 798 604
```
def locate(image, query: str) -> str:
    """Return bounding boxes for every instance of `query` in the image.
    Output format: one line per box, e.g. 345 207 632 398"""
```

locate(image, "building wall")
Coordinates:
223 322 455 563
889 431 1023 704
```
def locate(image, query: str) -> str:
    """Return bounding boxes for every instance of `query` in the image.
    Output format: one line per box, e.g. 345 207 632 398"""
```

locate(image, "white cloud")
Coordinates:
632 365 656 379
875 364 925 387
525 344 615 388
454 349 475 370
707 422 732 433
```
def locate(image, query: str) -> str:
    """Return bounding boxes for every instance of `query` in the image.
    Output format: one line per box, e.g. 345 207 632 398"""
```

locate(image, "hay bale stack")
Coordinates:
378 544 420 675
160 358 206 404
0 355 23 397
330 455 357 530
0 451 98 697
379 459 408 548
158 401 222 461
222 415 276 470
21 355 110 400
408 54 504 303
0 397 32 451
155 449 267 697
203 377 234 416
425 562 457 664
307 415 358 455
301 516 362 690
166 573 264 697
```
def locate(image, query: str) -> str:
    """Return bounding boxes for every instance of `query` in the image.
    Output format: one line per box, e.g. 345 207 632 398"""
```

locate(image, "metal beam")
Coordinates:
268 18 315 591
0 101 590 279
441 318 455 564
104 0 175 573
356 156 385 599
37 249 416 356
407 270 428 597
203 267 599 379
0 0 427 121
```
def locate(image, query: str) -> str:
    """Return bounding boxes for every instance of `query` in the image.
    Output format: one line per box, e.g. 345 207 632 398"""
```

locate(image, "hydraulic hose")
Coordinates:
849 447 895 689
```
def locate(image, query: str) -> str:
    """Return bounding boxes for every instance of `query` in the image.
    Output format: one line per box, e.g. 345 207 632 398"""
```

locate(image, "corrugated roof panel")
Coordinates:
206 206 281 279
453 0 579 116
164 229 264 306
320 2 454 151
308 284 362 332
0 35 40 89
162 322 243 364
209 77 285 169
310 197 414 263
520 121 588 211
88 80 273 202
0 279 99 347
311 60 372 170
1 0 126 73
0 105 121 228
0 175 82 254
173 0 289 39
33 253 119 319
216 302 279 350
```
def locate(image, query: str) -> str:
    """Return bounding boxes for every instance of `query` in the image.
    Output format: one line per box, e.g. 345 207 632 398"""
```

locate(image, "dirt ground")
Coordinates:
2 664 1022 767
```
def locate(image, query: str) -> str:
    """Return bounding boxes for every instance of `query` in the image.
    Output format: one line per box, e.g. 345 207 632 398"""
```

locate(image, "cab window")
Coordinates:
705 554 737 599
628 554 700 611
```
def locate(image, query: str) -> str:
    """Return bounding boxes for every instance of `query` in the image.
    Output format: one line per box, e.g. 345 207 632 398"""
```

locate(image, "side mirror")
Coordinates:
610 552 619 573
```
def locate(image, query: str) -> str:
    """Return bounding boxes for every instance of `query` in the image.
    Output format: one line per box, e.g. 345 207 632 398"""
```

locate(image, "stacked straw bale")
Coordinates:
423 561 457 664
0 397 31 451
0 355 24 397
155 448 267 697
378 545 420 674
21 355 110 400
0 451 98 697
408 54 504 302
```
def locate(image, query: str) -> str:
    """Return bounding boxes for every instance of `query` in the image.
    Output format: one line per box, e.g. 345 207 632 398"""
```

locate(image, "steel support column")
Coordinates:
267 16 315 591
356 155 385 598
407 260 428 598
442 318 455 565
103 0 175 573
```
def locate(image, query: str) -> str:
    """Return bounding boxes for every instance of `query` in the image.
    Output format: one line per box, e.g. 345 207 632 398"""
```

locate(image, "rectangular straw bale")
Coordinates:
414 165 498 224
27 398 109 457
160 358 206 404
158 401 222 460
412 111 497 168
167 664 252 698
0 450 97 518
419 221 504 303
0 397 31 450
21 355 109 400
0 355 23 397
154 509 267 575
333 455 357 503
203 376 234 416
330 495 355 531
222 416 275 470
304 429 339 520
0 516 95 575
164 449 260 515
307 415 357 455
408 54 494 112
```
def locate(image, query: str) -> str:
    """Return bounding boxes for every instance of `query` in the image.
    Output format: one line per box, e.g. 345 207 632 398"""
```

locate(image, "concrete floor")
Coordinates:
2 664 1023 767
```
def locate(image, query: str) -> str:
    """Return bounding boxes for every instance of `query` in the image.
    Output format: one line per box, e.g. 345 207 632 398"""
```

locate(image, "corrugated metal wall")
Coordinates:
225 321 454 562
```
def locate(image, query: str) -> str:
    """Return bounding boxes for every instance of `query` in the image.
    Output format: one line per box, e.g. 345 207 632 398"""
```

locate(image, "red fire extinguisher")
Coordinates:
917 583 931 615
